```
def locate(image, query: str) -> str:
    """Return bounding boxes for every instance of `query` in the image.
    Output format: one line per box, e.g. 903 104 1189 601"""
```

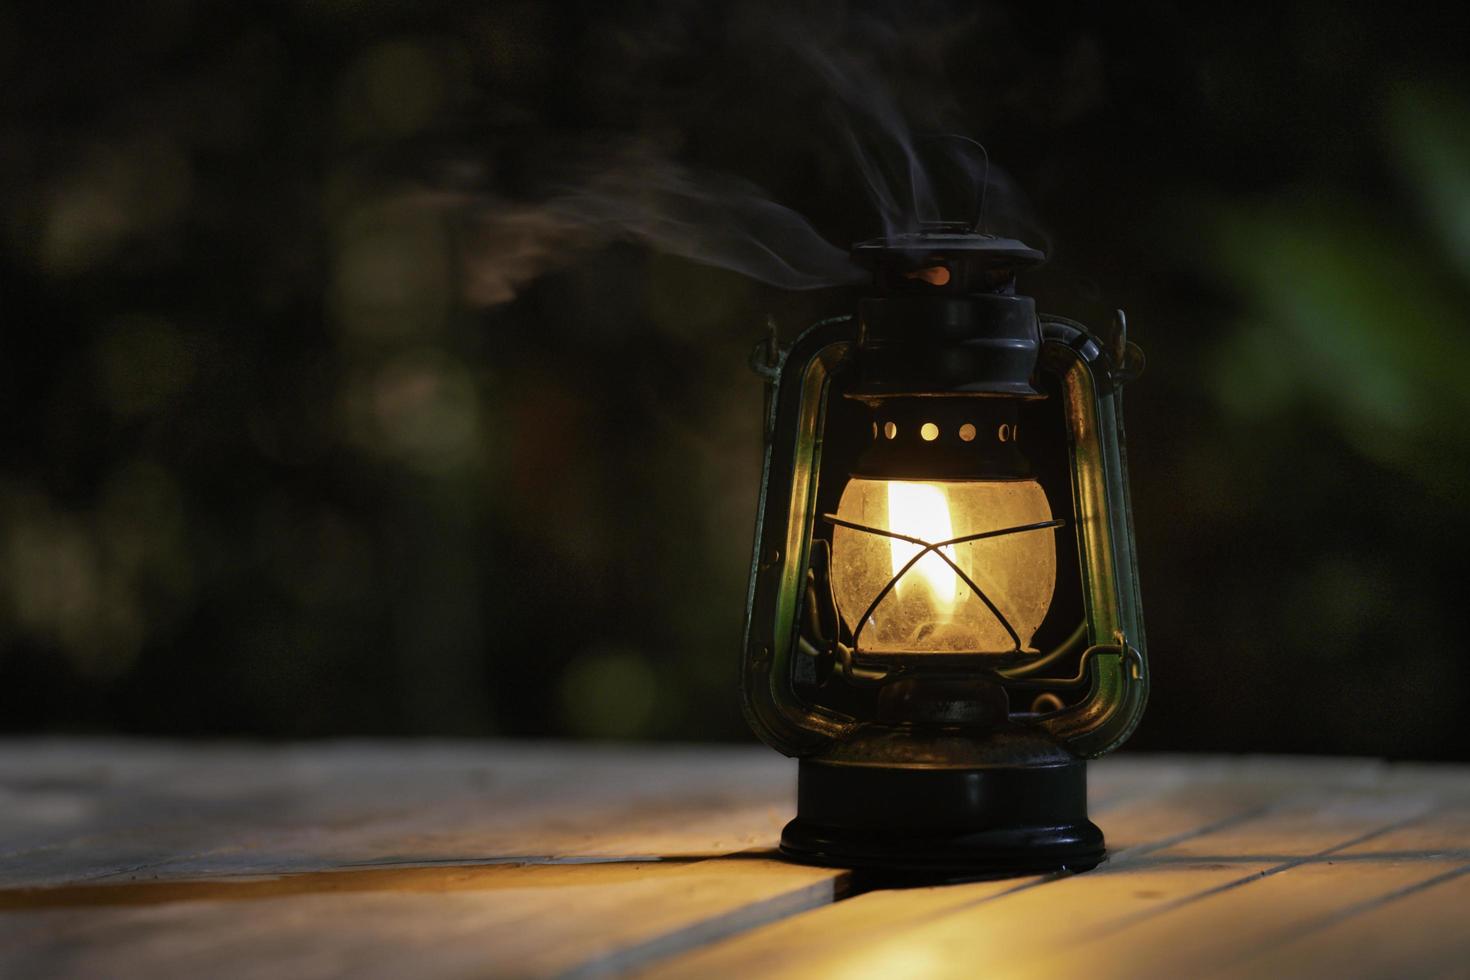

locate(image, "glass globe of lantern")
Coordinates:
829 476 1056 655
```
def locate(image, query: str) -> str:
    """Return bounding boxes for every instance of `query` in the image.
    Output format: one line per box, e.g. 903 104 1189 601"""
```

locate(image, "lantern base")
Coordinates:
780 758 1103 883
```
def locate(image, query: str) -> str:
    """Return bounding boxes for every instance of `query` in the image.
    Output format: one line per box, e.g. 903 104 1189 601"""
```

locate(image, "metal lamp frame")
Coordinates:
741 314 1148 761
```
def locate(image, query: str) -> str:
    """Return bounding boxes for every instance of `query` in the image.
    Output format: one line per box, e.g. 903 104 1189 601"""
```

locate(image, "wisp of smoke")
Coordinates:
799 35 939 237
453 143 865 308
443 5 1045 309
775 9 1046 249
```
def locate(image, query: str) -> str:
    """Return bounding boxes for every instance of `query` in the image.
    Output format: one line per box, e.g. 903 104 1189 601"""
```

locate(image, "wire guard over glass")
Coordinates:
821 512 1064 655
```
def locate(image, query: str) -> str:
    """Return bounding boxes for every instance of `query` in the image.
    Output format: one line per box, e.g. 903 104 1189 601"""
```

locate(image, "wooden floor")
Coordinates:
1 741 1466 978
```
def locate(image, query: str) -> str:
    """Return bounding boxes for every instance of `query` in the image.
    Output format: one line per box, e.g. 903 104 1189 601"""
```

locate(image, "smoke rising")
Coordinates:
797 26 946 238
443 5 1045 308
454 144 866 308
780 10 1049 250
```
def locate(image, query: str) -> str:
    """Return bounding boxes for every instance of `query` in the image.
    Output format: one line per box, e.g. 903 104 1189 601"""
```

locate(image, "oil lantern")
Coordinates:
742 222 1147 878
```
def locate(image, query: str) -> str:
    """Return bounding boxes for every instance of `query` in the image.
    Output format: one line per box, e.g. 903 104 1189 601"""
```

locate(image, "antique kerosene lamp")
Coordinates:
741 221 1147 878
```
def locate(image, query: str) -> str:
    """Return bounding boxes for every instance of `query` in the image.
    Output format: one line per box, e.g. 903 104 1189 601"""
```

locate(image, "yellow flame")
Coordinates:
887 481 958 610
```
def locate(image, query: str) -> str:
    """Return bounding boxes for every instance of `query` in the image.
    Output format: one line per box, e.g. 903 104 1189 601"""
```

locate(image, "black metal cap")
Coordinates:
847 224 1047 399
853 223 1045 295
853 293 1043 398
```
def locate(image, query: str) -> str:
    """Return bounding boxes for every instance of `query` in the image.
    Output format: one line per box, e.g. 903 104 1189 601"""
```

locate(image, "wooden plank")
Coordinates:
1220 867 1470 980
1015 805 1470 980
644 759 1470 980
640 759 1285 979
4 742 1468 979
0 740 803 887
0 856 841 979
1216 808 1470 980
0 739 846 978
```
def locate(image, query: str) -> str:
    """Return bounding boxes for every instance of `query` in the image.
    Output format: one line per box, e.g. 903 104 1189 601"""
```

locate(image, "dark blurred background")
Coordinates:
3 1 1468 759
